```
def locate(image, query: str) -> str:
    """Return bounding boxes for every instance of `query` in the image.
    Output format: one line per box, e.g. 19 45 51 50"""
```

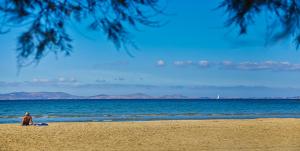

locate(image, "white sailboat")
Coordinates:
217 94 220 100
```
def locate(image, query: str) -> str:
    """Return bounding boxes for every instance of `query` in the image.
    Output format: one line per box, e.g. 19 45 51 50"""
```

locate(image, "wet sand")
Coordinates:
1 118 300 151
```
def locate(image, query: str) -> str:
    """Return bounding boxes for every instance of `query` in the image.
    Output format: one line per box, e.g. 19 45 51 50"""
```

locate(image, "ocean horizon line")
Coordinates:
1 92 300 100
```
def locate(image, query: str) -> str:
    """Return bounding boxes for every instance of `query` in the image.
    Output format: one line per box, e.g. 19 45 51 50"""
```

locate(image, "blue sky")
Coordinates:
1 0 300 97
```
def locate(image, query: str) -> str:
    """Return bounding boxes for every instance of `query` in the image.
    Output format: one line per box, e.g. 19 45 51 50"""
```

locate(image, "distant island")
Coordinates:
0 92 190 100
0 92 300 100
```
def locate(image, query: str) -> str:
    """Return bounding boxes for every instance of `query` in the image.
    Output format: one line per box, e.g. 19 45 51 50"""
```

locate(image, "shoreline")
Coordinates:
3 117 300 125
2 118 300 150
3 112 300 124
0 117 299 123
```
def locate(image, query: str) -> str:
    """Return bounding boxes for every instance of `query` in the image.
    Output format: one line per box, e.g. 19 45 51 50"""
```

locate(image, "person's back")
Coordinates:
22 112 33 126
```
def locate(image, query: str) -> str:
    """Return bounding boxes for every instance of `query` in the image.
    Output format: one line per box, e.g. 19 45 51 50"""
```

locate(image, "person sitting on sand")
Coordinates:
21 112 33 126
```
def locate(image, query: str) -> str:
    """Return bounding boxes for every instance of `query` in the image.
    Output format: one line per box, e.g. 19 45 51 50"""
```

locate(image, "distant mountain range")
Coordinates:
0 92 300 100
0 92 82 100
0 92 191 100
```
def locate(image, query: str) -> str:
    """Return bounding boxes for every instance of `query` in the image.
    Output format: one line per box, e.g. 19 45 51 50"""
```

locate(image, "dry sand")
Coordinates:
1 118 300 151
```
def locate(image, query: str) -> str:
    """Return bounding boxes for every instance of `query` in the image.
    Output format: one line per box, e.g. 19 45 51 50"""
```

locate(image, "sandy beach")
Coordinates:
1 118 300 151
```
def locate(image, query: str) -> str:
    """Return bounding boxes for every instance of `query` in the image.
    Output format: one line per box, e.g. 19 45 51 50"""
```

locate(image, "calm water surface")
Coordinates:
1 99 300 123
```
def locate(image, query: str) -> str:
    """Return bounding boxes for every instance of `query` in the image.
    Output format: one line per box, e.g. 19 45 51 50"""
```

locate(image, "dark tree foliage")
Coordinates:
0 0 162 66
219 0 300 48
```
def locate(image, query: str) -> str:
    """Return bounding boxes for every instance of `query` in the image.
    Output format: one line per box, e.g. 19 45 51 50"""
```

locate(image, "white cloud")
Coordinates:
222 61 233 66
173 60 211 68
173 60 193 66
32 78 50 83
221 61 300 71
197 60 210 67
30 77 78 85
159 59 300 72
156 59 166 67
57 77 77 83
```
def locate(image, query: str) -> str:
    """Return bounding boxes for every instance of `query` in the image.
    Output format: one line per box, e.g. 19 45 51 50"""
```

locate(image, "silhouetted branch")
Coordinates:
219 0 300 48
0 0 164 66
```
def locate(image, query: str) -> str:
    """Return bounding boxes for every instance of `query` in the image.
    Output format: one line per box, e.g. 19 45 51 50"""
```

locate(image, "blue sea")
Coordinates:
1 99 300 124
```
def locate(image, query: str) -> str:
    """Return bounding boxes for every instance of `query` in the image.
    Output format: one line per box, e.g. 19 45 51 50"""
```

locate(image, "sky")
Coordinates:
1 0 300 97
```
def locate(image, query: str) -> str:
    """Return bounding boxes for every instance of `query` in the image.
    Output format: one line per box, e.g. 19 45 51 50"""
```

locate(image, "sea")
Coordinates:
1 99 300 124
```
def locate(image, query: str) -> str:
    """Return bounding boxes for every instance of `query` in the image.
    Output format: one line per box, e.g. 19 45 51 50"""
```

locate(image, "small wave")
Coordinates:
103 120 113 122
0 115 20 119
2 113 300 119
